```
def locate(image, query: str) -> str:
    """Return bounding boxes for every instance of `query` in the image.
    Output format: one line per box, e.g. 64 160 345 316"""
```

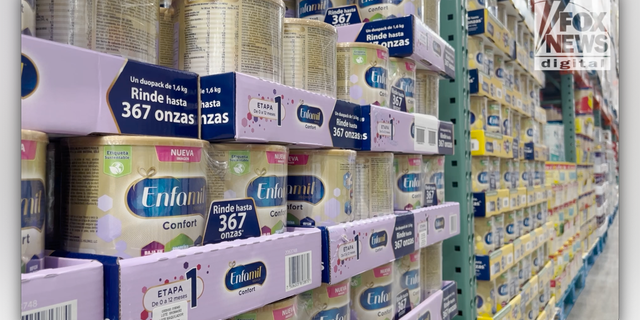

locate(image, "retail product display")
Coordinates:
19 0 619 319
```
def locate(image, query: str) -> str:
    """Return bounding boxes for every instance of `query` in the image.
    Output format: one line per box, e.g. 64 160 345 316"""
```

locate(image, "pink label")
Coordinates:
377 49 388 60
373 264 392 278
21 140 37 160
155 146 202 163
288 154 309 165
327 282 349 298
405 61 416 71
272 304 296 320
408 157 422 166
266 151 287 164
409 251 419 263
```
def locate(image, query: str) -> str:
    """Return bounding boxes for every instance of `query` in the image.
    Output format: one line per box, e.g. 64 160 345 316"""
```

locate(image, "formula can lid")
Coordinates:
209 143 288 153
63 135 209 148
21 129 48 143
284 18 337 34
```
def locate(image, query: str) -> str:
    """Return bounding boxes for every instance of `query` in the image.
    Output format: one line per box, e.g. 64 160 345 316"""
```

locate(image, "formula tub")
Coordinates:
393 154 423 211
288 149 356 226
207 144 288 240
351 263 394 320
298 279 350 320
337 42 389 107
21 129 48 273
355 152 394 219
231 296 298 320
388 57 417 112
61 136 208 257
284 18 338 97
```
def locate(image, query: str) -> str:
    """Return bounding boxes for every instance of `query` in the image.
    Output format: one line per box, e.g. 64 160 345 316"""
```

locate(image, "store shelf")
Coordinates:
470 130 515 158
336 15 456 79
399 281 458 320
321 203 460 284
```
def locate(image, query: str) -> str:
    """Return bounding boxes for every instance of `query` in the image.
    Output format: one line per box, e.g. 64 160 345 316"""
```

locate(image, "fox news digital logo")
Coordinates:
534 0 611 70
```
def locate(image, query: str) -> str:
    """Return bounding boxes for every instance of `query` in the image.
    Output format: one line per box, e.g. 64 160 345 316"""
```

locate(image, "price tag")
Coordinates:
390 86 407 112
395 289 412 318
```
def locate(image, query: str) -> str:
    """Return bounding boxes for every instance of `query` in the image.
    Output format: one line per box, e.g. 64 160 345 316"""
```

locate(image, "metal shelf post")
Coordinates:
561 74 577 163
439 0 474 319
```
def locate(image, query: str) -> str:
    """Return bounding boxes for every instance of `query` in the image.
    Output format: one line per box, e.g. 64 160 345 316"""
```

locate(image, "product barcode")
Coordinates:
416 127 425 144
285 251 312 291
449 214 458 234
22 301 77 320
428 130 436 146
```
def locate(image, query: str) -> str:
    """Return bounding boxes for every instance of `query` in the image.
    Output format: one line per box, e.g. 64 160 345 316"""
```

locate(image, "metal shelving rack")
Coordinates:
561 74 577 163
439 0 474 319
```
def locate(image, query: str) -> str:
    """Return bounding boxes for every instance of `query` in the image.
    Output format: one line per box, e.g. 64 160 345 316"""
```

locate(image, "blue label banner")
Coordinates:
203 198 262 244
390 86 407 111
394 289 411 319
365 66 388 89
297 104 324 127
21 54 38 98
392 213 415 259
247 176 286 207
108 60 199 138
397 173 422 192
370 230 388 249
424 184 438 207
324 5 361 26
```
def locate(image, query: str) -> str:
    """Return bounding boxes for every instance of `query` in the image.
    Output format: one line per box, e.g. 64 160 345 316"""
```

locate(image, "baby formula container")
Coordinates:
472 157 492 192
284 18 338 97
393 154 423 211
504 211 518 244
355 152 394 219
284 0 297 17
231 296 298 320
470 96 488 131
477 280 497 317
36 0 159 64
337 42 390 107
61 136 208 257
487 102 501 133
494 213 504 248
22 0 36 36
158 1 175 68
502 106 511 137
423 155 445 207
394 250 421 313
351 263 394 320
207 144 288 241
415 70 440 117
422 0 440 33
500 159 513 190
420 241 442 300
288 149 356 227
484 46 494 80
468 37 485 72
475 216 496 255
496 271 510 309
298 280 350 320
175 0 285 82
21 130 48 273
491 158 500 192
388 57 417 112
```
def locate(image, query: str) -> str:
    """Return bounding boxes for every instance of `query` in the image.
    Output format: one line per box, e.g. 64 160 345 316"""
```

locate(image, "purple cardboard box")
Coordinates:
399 281 458 320
87 227 321 320
336 16 456 79
200 72 364 149
21 256 103 320
321 203 460 284
360 105 454 154
21 35 200 138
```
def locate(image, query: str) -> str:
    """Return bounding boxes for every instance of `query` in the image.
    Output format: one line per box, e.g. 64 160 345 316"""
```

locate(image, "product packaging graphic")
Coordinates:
397 281 458 320
200 72 366 149
321 203 459 284
359 105 454 155
55 228 321 320
336 16 456 79
21 35 200 138
21 257 104 320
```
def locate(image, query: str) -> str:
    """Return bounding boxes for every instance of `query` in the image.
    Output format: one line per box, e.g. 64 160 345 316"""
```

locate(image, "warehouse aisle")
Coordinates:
567 216 619 320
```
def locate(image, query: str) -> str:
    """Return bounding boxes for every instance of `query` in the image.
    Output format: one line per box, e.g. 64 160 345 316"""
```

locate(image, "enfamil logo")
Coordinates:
534 0 611 70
